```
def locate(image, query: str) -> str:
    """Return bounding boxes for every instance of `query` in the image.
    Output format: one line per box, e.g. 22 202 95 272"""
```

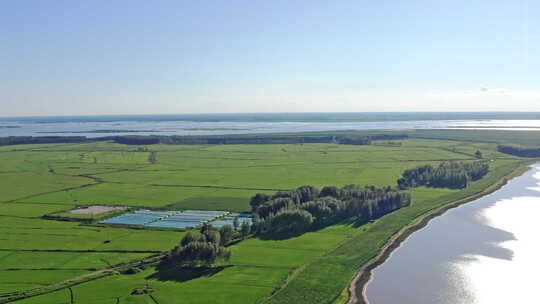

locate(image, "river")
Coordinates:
365 164 540 304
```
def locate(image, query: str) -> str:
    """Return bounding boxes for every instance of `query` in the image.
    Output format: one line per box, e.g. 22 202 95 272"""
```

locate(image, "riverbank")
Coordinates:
346 162 533 304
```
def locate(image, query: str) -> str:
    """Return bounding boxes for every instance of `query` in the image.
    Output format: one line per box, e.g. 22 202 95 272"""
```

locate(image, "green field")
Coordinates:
0 131 531 304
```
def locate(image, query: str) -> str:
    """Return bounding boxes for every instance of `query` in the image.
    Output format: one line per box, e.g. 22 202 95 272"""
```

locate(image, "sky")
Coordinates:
1 0 539 116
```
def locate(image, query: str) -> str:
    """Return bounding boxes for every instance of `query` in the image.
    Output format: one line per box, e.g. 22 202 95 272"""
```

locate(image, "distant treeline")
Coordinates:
0 136 88 146
497 145 540 158
397 161 489 190
111 134 407 145
250 185 411 236
0 134 408 146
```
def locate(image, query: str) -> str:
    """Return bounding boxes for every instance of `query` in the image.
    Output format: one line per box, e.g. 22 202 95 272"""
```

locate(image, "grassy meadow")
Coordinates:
0 133 529 304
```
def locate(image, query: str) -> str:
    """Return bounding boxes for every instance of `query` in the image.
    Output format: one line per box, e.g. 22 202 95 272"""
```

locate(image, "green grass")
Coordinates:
0 270 87 293
0 172 91 203
22 183 265 211
8 223 362 304
16 142 469 211
0 134 531 304
0 217 184 252
0 203 74 218
263 160 523 304
0 251 149 269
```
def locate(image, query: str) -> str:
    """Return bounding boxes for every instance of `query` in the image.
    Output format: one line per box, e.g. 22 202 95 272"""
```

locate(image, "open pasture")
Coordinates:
13 141 479 212
10 222 362 304
0 136 527 303
0 216 184 252
0 203 74 218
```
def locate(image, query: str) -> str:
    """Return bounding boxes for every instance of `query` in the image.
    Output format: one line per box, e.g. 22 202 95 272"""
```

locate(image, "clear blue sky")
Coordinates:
1 0 538 116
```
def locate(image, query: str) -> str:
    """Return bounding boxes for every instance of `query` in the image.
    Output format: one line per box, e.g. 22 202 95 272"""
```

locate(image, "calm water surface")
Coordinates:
2 118 540 137
366 164 540 304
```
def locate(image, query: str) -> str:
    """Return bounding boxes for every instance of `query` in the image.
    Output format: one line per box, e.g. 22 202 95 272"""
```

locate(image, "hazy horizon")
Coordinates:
4 110 540 119
2 1 539 116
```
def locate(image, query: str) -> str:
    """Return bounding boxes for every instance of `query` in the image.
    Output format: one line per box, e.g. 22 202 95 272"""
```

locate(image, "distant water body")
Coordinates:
366 164 540 304
2 113 540 137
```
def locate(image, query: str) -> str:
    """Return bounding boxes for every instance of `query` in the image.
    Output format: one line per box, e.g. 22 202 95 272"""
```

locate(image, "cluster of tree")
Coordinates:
397 161 489 190
167 224 232 266
497 145 540 158
250 185 411 235
231 217 252 238
475 150 483 159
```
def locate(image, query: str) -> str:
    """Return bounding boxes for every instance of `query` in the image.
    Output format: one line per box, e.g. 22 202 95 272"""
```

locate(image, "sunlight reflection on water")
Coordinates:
366 165 540 304
454 195 540 303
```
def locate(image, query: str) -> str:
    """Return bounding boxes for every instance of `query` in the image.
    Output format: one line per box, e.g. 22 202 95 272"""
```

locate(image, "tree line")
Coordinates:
249 185 411 236
0 136 88 146
112 134 407 146
497 145 540 158
397 161 489 190
0 134 408 147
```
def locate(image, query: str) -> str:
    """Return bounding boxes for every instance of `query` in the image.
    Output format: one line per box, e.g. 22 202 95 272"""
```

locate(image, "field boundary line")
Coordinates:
1 182 100 204
149 184 288 191
149 294 160 304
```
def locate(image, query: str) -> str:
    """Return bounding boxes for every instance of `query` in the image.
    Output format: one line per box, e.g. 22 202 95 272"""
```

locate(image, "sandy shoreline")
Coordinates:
346 163 532 304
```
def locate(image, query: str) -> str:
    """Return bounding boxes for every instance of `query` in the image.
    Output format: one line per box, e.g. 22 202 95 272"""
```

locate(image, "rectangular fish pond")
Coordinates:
209 213 253 228
100 209 252 230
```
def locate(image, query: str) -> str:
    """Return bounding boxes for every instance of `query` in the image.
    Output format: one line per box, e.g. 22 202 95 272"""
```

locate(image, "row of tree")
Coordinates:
250 185 411 235
0 134 408 147
112 134 408 146
497 145 540 158
397 161 489 190
0 136 88 146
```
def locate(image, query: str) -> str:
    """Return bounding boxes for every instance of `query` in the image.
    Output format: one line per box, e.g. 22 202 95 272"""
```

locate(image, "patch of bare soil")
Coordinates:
70 206 127 215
